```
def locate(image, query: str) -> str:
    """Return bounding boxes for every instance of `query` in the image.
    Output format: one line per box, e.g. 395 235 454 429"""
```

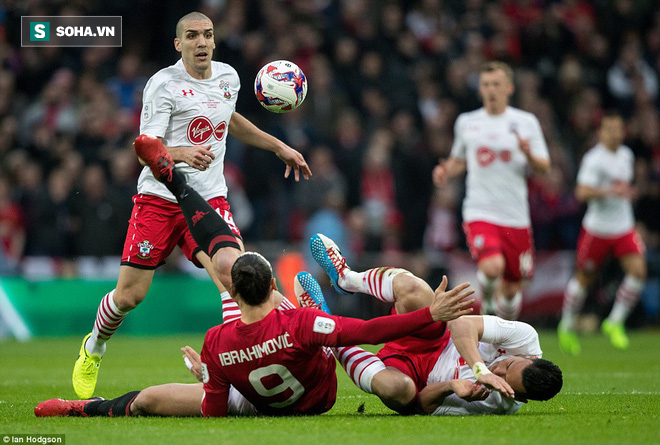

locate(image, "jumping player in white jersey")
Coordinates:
303 233 562 415
306 234 562 414
558 111 646 354
72 11 312 400
433 61 550 320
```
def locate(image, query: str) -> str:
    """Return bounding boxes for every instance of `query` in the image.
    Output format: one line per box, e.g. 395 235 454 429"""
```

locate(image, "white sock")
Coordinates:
221 291 241 323
561 277 587 330
495 291 522 320
476 269 497 303
341 267 407 303
88 290 126 356
333 346 386 393
608 275 645 324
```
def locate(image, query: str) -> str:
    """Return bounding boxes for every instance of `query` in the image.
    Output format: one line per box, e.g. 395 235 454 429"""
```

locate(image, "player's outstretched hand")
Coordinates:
181 346 203 382
477 372 515 399
275 144 312 181
450 379 490 402
170 145 215 171
429 275 475 322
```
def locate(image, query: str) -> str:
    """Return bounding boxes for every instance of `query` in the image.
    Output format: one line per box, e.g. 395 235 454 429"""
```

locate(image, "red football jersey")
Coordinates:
201 308 339 416
201 305 436 416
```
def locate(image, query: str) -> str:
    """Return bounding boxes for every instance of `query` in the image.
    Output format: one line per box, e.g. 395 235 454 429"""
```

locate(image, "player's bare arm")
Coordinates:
418 379 489 414
228 112 312 181
447 316 515 398
135 136 215 171
432 157 466 187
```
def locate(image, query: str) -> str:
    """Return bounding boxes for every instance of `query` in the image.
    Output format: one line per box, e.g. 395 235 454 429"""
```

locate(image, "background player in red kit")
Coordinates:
432 61 550 320
73 11 311 400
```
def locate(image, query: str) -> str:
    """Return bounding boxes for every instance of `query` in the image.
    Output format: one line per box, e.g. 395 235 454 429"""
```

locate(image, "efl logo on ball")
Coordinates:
254 60 307 113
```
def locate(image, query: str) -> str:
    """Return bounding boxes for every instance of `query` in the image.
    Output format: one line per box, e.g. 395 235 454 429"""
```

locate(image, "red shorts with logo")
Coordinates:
121 194 241 269
576 228 645 272
463 221 534 282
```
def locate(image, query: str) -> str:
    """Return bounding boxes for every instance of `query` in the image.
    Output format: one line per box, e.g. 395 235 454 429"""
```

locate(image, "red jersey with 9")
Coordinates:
201 308 338 416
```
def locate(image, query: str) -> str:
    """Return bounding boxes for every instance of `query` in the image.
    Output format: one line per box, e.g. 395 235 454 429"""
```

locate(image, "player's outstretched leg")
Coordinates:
134 135 241 289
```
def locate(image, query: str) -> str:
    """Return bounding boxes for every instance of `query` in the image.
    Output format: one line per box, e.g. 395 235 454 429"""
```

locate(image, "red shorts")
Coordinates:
376 319 450 392
576 228 645 272
121 194 241 269
463 221 534 281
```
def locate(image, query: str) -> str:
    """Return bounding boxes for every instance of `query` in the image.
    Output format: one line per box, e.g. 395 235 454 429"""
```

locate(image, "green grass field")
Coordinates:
1 330 659 445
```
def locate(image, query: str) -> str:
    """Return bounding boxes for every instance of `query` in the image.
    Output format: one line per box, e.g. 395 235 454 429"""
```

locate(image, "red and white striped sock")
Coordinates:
341 267 407 303
88 290 126 356
277 296 296 311
608 275 644 324
560 277 587 330
334 346 386 393
221 291 241 323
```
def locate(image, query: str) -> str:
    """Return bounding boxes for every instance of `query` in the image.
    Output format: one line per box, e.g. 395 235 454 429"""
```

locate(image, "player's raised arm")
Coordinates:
228 112 312 181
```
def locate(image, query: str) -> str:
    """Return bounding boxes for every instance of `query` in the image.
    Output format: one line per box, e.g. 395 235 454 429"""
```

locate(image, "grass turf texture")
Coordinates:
1 331 659 445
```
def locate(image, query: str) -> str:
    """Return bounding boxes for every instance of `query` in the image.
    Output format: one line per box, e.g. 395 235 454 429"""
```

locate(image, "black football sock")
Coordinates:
162 168 188 200
84 391 140 417
175 184 241 255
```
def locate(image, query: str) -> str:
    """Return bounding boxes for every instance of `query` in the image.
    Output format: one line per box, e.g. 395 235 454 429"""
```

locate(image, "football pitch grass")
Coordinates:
1 331 659 445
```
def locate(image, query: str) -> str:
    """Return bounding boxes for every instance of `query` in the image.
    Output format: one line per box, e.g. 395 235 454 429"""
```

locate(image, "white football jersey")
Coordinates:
451 107 549 227
427 317 542 416
577 143 635 236
138 59 240 202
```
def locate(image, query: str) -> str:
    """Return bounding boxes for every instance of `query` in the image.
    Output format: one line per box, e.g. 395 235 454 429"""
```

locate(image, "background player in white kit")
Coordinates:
72 11 311 399
558 111 646 354
433 61 550 320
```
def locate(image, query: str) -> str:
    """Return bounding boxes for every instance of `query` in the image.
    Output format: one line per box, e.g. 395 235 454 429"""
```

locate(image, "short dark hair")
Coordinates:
602 109 623 122
230 252 273 306
176 11 212 39
521 358 563 401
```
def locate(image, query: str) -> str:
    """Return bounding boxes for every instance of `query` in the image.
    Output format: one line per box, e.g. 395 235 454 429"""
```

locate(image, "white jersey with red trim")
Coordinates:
450 107 549 228
138 59 239 202
577 143 635 236
426 317 542 415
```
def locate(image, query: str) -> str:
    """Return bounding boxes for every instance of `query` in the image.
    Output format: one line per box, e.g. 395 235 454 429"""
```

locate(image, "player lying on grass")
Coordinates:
35 252 474 417
302 233 562 415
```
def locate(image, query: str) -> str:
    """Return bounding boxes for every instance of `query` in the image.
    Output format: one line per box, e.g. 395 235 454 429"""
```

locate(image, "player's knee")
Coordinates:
375 373 416 406
113 290 146 311
213 247 241 288
479 257 504 280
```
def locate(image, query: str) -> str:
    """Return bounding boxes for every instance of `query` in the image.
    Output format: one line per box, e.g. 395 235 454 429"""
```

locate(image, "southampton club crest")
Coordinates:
136 240 154 260
219 80 231 99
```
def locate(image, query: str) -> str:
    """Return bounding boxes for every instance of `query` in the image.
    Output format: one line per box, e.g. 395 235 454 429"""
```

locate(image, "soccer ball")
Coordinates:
254 60 308 113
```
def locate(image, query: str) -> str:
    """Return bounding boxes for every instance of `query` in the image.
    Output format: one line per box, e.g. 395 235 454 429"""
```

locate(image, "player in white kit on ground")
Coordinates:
72 11 311 399
433 61 550 320
303 233 562 415
558 110 646 354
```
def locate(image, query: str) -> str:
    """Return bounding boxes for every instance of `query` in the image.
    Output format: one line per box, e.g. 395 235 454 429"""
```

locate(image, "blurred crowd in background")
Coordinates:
0 0 659 320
